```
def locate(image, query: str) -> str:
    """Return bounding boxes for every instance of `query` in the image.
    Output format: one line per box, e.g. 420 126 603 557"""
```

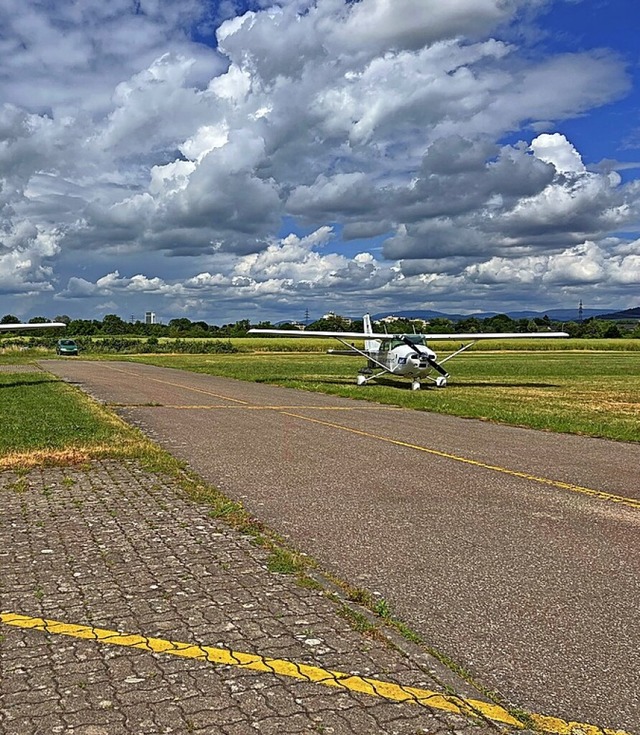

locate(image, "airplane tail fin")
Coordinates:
363 314 380 352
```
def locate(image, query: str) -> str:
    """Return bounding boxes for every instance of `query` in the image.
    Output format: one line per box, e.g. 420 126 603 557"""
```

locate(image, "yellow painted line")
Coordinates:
101 365 250 405
100 366 393 411
1 612 631 735
1 612 516 726
279 412 640 511
145 405 401 411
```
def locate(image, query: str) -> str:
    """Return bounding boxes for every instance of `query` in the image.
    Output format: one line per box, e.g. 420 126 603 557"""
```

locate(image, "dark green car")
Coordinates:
56 339 79 356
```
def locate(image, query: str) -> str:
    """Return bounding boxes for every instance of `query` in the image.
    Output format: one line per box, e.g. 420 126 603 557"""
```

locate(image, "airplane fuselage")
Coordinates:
370 343 438 378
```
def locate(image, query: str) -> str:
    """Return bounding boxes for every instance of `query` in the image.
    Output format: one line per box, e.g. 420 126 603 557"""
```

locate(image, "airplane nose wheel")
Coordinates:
411 380 421 391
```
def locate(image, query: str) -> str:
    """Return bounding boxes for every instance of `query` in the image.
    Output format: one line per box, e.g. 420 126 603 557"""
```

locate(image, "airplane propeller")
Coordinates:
401 336 449 377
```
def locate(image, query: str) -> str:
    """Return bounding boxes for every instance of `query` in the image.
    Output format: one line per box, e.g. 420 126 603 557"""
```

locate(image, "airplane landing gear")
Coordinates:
411 380 421 391
435 376 447 388
356 374 367 386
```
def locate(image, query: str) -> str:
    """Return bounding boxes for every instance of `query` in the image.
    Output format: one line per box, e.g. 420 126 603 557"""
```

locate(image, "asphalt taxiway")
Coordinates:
42 360 640 732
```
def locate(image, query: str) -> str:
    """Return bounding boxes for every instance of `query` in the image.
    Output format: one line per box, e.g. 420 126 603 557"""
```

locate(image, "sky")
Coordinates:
1 0 640 324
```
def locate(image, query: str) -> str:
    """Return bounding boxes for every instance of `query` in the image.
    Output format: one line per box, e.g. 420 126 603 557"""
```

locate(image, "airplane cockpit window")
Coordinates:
389 336 424 349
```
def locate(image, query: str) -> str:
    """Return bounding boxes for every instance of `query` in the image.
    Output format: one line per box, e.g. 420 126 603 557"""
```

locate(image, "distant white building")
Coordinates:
321 311 353 325
378 315 401 324
145 311 156 325
376 315 429 328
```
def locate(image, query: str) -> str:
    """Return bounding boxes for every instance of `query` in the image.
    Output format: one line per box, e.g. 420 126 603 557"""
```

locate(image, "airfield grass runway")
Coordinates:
43 359 640 732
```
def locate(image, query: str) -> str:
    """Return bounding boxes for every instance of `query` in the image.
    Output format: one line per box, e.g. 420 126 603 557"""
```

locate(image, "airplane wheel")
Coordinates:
356 374 367 386
435 377 447 388
411 380 421 391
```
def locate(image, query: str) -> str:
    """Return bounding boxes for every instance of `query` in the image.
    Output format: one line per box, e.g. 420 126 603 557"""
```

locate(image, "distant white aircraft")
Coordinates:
249 314 569 390
0 322 66 331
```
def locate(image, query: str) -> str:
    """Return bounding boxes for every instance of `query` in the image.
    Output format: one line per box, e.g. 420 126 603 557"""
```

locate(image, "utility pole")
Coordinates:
578 299 584 324
304 308 309 327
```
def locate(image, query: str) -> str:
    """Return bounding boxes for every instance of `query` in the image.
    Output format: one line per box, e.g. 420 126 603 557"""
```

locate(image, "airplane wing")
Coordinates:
248 328 380 339
414 331 569 340
0 322 66 331
248 328 568 340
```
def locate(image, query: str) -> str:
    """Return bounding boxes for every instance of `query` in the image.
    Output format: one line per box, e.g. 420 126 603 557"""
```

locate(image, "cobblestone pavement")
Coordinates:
1 460 509 735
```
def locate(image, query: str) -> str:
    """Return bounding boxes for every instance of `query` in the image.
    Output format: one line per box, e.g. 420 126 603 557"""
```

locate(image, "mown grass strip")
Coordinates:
0 372 157 468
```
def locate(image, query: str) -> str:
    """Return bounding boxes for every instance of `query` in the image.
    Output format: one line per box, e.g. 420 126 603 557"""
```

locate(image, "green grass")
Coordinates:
233 336 640 353
118 348 640 442
0 372 153 465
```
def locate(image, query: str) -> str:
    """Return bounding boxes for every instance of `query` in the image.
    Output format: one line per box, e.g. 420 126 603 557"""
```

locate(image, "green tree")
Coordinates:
101 314 128 334
68 319 100 335
603 323 623 338
308 315 352 331
483 314 516 332
534 315 552 327
168 318 193 333
426 318 454 333
228 319 251 337
456 317 482 333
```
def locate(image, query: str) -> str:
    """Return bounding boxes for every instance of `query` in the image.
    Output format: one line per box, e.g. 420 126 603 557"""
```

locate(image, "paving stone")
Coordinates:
1 460 504 734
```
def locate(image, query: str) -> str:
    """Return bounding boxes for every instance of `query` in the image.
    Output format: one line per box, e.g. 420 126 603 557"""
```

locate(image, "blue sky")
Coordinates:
1 0 640 324
533 0 639 164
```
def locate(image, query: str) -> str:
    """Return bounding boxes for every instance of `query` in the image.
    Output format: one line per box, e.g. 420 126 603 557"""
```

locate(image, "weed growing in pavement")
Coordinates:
506 706 536 729
7 477 28 493
392 620 422 644
335 600 387 642
267 547 307 575
373 597 392 619
344 585 373 607
296 575 323 591
208 498 238 518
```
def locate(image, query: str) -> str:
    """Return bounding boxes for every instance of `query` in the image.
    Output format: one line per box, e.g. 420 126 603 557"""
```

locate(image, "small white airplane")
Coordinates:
0 321 66 331
249 315 569 390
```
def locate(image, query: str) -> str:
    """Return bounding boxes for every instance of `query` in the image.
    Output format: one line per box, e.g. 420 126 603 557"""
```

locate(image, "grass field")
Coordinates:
0 371 153 467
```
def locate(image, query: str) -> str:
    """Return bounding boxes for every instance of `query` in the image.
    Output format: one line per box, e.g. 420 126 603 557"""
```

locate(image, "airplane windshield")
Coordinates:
388 335 425 349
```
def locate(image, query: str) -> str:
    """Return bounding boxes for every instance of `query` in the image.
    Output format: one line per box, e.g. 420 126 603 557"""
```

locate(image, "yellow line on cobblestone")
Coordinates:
0 612 630 735
280 411 640 511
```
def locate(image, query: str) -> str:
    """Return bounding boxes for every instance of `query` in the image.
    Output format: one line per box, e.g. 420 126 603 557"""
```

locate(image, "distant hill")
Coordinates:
595 307 640 321
371 308 606 322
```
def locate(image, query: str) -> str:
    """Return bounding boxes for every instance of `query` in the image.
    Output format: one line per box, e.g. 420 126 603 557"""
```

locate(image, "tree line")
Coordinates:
1 311 639 339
